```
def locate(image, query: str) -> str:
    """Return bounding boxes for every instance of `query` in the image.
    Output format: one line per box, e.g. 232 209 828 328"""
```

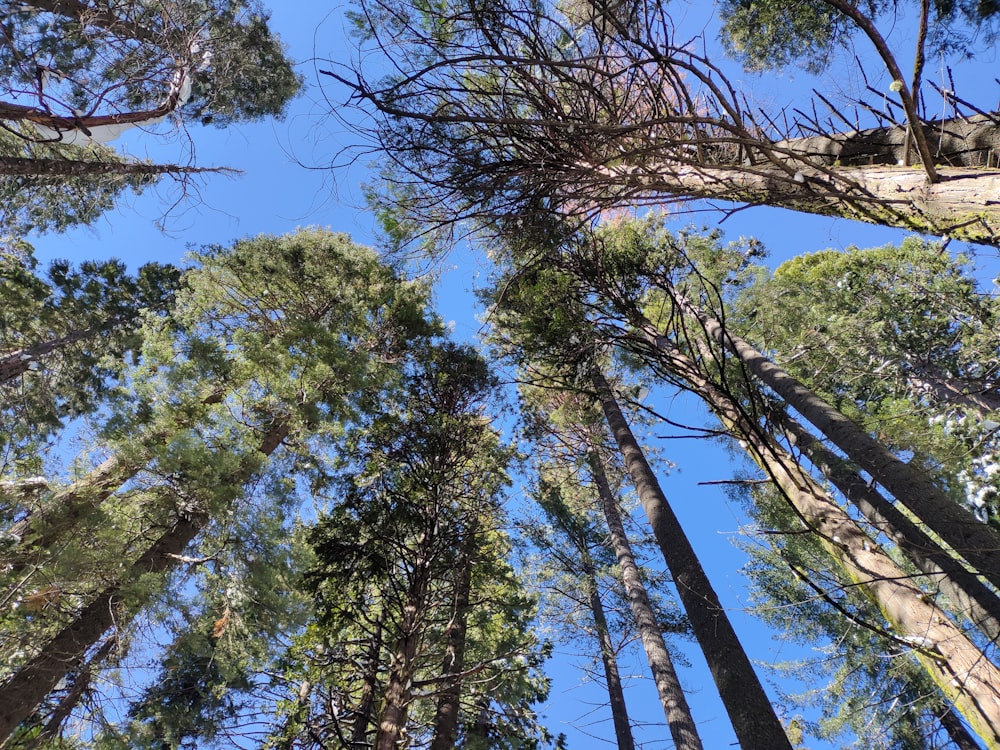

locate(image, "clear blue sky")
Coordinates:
24 1 1000 747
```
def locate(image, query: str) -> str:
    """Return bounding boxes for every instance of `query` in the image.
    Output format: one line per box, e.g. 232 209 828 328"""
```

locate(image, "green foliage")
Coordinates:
0 248 181 468
719 0 999 73
0 127 157 239
0 0 302 128
733 237 1000 521
282 343 552 748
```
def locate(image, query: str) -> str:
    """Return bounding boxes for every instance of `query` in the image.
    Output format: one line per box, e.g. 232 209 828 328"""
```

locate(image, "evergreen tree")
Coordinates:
0 228 436 744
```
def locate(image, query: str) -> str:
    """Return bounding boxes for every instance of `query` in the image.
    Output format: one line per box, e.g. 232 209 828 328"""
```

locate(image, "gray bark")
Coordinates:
588 451 703 750
777 115 1000 169
773 408 1000 643
669 296 1000 591
591 368 793 750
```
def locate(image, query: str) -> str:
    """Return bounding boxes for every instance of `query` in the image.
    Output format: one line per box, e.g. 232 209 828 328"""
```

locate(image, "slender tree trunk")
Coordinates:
631 336 1000 747
581 551 636 750
30 636 116 746
0 320 121 385
0 420 288 743
591 368 794 750
429 530 476 750
587 451 704 750
0 156 230 178
663 296 1000 590
375 571 429 750
772 407 1000 642
352 618 384 748
936 703 987 750
4 387 225 570
905 363 1000 416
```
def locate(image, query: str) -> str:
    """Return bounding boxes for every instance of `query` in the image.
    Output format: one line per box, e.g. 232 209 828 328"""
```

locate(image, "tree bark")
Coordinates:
0 321 119 386
0 156 228 178
591 368 794 750
31 636 116 746
588 159 1000 247
587 451 703 750
429 530 476 750
375 565 430 750
777 115 1000 170
352 618 384 748
581 551 636 750
0 419 288 743
665 296 1000 590
631 336 1000 748
772 407 1000 643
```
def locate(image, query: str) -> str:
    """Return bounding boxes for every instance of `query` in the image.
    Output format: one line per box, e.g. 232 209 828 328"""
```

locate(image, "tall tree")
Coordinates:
291 343 550 750
485 269 793 748
1 0 302 143
517 374 702 749
327 0 1000 247
0 251 179 480
0 228 437 743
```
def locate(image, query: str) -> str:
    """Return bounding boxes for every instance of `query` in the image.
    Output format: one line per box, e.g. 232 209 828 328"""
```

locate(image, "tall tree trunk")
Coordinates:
772 406 1000 642
591 368 794 750
29 635 116 746
0 420 288 744
581 551 636 750
633 337 1000 747
0 320 122 385
589 160 1000 247
375 598 425 750
4 387 225 570
936 703 987 750
0 156 228 178
661 296 1000 590
375 536 436 750
429 530 476 750
352 618 384 748
587 451 704 750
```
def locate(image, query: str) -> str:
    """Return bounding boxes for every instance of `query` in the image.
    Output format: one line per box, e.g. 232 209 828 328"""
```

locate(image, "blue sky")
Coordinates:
22 1 1000 747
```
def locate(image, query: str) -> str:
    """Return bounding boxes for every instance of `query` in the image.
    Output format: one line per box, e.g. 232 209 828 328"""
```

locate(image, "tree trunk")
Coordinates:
587 451 704 750
937 703 987 750
588 159 1000 247
665 296 1000 590
772 407 1000 643
905 363 1000 416
632 337 1000 747
581 552 636 750
429 530 476 750
30 636 116 746
5 387 225 569
0 321 120 386
352 618 384 748
0 156 228 178
777 114 1000 169
0 420 287 743
591 368 794 750
375 536 435 750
